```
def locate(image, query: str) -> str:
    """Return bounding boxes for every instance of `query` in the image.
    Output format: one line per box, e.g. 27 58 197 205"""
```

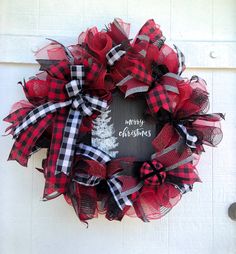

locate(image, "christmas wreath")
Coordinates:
4 18 224 222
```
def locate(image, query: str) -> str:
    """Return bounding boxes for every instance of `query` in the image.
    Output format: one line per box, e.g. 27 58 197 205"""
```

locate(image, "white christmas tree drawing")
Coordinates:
92 108 119 158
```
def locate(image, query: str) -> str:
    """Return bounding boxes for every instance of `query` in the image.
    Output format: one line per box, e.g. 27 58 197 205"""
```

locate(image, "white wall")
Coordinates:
0 1 236 254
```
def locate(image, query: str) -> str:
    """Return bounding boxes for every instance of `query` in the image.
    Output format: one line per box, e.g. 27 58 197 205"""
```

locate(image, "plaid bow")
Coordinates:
146 73 181 113
140 160 200 187
140 160 166 186
13 65 108 176
74 172 142 210
110 23 163 98
73 158 143 210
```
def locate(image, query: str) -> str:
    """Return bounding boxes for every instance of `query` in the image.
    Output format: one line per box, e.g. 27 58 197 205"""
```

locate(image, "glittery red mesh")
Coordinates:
127 184 181 221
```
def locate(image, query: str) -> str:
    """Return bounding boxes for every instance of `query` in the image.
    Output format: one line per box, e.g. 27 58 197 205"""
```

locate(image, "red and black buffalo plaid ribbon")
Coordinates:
137 19 164 45
140 160 200 187
146 81 172 113
145 73 183 114
4 107 53 166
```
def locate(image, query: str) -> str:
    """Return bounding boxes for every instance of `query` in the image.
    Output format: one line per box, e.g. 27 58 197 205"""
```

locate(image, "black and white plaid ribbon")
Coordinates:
175 183 192 194
13 65 108 176
106 44 126 66
73 172 139 210
175 124 198 148
106 174 133 209
76 143 111 164
173 44 185 75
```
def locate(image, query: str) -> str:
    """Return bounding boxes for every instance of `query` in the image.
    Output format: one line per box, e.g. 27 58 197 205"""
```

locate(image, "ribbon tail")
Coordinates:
107 176 132 210
167 163 201 185
55 108 83 175
8 114 54 166
43 109 69 199
13 101 71 138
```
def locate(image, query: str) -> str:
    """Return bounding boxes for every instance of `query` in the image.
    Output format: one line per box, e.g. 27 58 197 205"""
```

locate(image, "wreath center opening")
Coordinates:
91 92 156 161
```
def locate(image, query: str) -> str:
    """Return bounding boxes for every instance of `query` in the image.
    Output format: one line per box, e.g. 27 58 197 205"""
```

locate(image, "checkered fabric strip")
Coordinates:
76 143 111 164
107 176 132 210
65 80 81 98
55 91 107 176
70 65 85 85
174 184 193 194
4 107 34 135
73 173 101 186
175 124 198 148
128 60 153 85
47 64 85 103
153 35 166 49
47 59 71 80
47 77 68 102
167 163 201 185
83 95 108 112
106 44 126 66
70 171 133 211
13 101 71 139
36 59 60 72
83 59 101 82
4 107 33 125
138 19 163 44
43 109 69 197
140 161 166 186
55 109 82 175
173 44 185 75
146 82 172 114
9 114 54 166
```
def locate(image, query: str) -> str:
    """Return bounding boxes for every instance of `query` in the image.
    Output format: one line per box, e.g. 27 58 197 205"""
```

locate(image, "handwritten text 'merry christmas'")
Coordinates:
118 119 152 138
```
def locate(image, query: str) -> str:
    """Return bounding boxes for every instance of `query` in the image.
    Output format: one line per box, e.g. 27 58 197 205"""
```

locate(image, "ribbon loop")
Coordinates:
107 174 133 210
70 65 85 84
13 64 108 177
175 124 198 148
173 44 185 75
73 157 143 211
106 44 126 66
66 80 82 98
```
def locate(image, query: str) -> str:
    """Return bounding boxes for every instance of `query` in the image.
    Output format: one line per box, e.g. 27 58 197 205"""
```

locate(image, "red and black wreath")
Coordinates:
4 18 224 222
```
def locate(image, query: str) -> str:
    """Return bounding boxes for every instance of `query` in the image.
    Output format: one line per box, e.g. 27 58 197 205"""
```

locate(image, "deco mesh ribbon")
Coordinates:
4 18 224 223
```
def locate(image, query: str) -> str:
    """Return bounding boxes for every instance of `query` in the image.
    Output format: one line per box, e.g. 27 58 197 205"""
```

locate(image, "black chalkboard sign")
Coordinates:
91 92 156 161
